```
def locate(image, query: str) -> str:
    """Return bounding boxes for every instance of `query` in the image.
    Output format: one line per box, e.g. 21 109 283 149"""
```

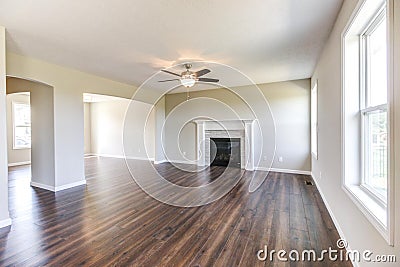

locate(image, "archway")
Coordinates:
6 77 57 190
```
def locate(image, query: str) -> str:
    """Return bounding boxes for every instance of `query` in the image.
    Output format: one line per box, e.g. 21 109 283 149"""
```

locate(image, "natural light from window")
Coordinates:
361 11 387 202
311 82 318 158
13 102 31 149
368 16 387 107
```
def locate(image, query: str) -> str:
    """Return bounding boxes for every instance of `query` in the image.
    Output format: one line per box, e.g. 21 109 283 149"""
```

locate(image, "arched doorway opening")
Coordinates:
6 76 56 191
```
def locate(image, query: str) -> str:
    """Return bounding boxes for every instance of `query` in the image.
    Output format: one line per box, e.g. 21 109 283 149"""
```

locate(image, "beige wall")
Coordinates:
164 79 311 171
6 93 31 165
311 0 400 265
90 99 155 159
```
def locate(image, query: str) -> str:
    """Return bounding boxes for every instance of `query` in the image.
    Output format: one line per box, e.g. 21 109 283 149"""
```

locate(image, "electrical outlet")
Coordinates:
278 156 283 162
263 156 267 161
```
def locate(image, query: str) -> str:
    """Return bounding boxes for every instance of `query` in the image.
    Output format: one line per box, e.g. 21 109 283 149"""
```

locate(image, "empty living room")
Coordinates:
0 0 399 266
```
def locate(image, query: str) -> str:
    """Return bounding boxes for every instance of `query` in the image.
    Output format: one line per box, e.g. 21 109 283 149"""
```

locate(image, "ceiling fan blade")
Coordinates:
198 78 219 83
161 69 181 77
158 79 180 82
195 69 211 77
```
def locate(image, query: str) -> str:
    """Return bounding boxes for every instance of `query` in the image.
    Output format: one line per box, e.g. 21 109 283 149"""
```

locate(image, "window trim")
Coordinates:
12 102 31 150
311 80 318 159
341 0 393 245
360 9 388 205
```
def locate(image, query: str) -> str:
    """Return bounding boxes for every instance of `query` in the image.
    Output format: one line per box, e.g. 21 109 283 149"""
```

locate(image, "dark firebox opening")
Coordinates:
210 138 241 168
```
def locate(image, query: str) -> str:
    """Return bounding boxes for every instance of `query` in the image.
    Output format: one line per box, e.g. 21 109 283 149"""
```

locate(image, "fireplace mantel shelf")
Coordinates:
192 119 257 124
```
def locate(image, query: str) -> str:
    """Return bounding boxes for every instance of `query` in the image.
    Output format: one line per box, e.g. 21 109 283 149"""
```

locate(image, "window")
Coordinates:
342 0 393 244
360 9 388 204
13 102 31 149
311 81 318 158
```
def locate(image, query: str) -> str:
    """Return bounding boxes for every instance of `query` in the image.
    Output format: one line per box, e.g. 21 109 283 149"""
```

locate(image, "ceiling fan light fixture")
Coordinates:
180 74 196 88
159 64 218 87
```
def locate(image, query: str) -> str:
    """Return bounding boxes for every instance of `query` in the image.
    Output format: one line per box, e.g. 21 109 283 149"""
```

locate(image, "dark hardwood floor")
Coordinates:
0 157 352 266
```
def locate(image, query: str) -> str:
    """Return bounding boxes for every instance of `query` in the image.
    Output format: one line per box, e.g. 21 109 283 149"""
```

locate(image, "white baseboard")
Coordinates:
126 156 155 161
96 153 124 159
255 167 311 175
0 218 12 229
93 154 154 161
30 181 56 191
55 180 87 192
168 160 197 165
311 173 357 267
155 162 311 175
31 179 86 192
311 173 345 235
8 161 31 167
154 159 168 164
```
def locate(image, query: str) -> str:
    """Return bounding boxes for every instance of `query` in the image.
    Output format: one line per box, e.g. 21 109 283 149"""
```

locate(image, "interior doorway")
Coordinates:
6 76 56 191
6 92 31 168
6 92 33 210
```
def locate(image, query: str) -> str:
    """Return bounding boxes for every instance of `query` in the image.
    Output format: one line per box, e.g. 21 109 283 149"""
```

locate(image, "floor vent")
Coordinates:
305 181 313 185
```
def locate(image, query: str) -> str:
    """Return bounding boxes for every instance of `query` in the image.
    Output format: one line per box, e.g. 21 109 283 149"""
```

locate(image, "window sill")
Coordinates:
343 184 389 242
13 147 31 150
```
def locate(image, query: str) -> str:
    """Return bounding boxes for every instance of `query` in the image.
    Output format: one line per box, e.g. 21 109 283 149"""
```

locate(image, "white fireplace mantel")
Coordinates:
192 119 256 171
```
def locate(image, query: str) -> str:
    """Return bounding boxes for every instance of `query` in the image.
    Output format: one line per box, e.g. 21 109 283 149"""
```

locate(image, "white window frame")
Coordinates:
341 0 394 245
311 81 318 159
12 102 31 150
360 105 387 206
359 10 388 205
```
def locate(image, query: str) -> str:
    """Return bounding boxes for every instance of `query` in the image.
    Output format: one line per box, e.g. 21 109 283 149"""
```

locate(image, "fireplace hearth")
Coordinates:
210 138 241 168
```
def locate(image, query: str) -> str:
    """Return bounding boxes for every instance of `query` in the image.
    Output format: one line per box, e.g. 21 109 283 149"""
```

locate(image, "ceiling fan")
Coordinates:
159 63 219 88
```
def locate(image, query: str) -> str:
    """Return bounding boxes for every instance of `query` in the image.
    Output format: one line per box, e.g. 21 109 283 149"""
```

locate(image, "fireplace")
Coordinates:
210 138 241 168
193 119 256 170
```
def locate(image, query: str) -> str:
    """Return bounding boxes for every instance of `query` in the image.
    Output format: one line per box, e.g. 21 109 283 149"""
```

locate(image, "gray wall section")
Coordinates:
261 79 311 171
165 78 311 171
53 85 84 187
30 84 55 187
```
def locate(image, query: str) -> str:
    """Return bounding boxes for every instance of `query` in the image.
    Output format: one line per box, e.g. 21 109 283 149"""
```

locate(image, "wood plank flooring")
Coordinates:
0 157 352 266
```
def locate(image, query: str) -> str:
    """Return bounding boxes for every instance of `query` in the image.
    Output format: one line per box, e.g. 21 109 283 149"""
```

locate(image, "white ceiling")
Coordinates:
0 0 343 92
